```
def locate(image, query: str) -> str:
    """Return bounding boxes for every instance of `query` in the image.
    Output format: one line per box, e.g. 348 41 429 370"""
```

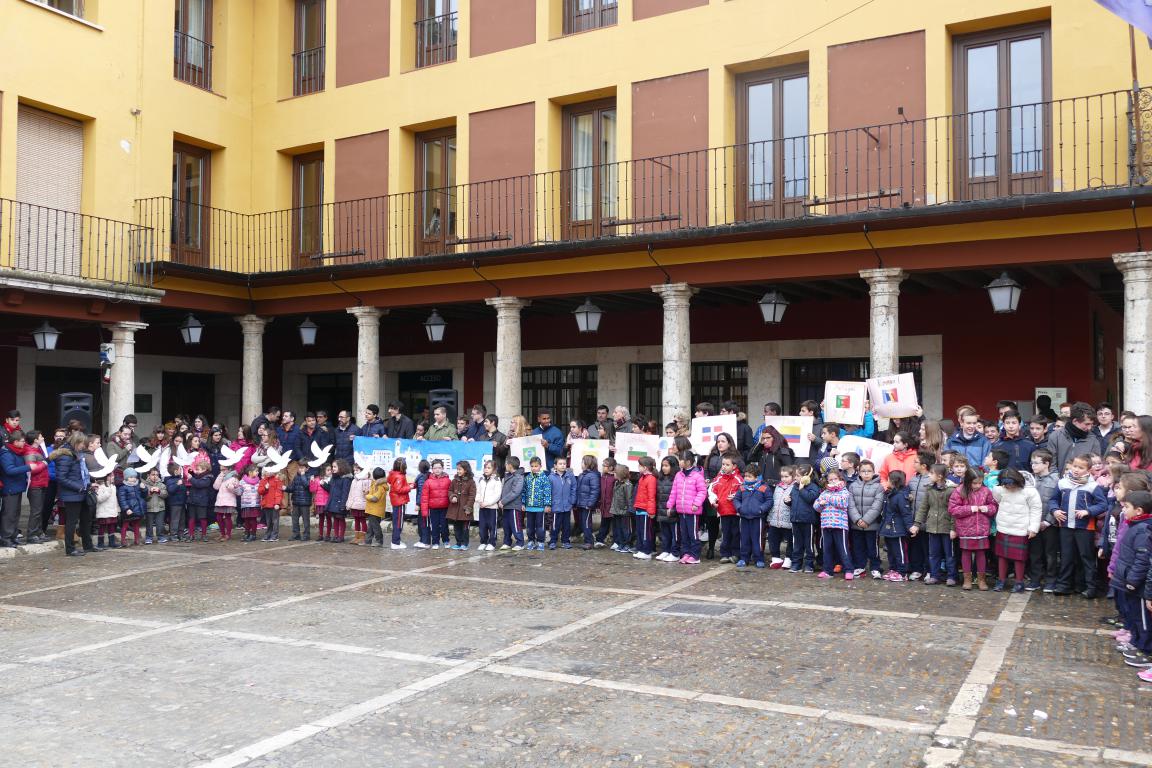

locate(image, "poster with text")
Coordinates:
823 381 867 426
614 432 668 471
866 373 919 419
764 415 815 457
353 437 493 516
568 439 610 475
837 435 894 467
689 414 737 451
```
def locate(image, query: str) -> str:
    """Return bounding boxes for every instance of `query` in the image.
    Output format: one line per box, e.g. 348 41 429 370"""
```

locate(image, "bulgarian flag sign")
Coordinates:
614 432 668 471
765 415 815 457
823 381 867 426
866 372 919 419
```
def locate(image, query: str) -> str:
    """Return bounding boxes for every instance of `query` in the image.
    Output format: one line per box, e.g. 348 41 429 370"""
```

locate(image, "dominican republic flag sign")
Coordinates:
824 381 867 426
867 373 919 419
689 414 737 450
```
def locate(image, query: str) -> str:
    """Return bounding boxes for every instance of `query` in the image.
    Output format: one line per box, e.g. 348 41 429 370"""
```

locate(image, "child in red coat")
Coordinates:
709 453 744 564
258 469 285 543
387 458 412 549
949 468 999 591
632 457 658 559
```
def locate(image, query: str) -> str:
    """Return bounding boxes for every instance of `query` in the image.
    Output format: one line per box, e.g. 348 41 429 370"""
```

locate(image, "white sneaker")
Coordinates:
414 542 429 549
782 557 792 569
431 544 439 550
770 557 784 567
512 545 523 551
870 569 883 580
852 568 865 578
499 544 510 550
610 543 620 551
634 552 652 560
908 571 922 581
656 552 669 561
390 543 403 549
397 542 407 549
594 541 605 549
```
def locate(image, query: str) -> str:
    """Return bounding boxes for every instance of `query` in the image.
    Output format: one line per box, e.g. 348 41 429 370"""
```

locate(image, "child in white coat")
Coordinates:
990 467 1042 592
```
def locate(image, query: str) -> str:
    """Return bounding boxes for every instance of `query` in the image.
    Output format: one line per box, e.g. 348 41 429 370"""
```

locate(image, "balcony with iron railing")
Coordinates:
0 199 155 288
293 45 325 95
415 11 457 68
135 87 1152 276
174 30 213 91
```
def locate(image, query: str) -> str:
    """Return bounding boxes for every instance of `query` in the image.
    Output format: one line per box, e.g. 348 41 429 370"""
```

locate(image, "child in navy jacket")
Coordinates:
572 455 601 550
164 468 189 542
117 468 147 546
547 457 577 549
879 470 915 581
1048 454 1110 597
733 463 771 568
1108 490 1152 669
788 464 821 573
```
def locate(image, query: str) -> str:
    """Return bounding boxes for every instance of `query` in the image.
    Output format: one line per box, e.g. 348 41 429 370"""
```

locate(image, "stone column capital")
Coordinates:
235 314 268 334
346 306 387 324
859 267 907 291
105 321 148 338
485 296 531 316
1113 252 1152 280
651 282 698 306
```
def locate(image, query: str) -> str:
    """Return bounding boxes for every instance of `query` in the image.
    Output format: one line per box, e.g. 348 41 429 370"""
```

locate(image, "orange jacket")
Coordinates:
633 472 657 516
257 475 284 509
879 448 920 488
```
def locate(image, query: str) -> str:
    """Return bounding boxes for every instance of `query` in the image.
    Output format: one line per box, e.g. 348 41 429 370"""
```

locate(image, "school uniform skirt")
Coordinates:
994 533 1029 562
958 536 989 550
240 507 261 520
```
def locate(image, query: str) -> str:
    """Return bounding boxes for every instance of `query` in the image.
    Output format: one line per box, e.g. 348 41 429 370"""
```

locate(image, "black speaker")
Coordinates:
429 388 458 422
60 392 93 432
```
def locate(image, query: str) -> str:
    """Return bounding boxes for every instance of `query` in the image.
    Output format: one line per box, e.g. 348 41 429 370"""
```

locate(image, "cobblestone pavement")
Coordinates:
1 540 1148 767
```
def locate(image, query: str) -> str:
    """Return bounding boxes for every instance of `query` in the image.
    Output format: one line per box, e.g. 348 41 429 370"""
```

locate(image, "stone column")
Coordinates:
346 306 386 419
1114 252 1152 414
485 297 530 421
860 268 907 378
105 321 148 435
236 315 267 428
652 283 697 428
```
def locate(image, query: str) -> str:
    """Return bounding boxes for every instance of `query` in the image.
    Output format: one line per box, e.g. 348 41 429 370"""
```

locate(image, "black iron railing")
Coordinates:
174 30 213 90
136 87 1149 274
1 199 154 286
293 46 325 95
415 11 457 68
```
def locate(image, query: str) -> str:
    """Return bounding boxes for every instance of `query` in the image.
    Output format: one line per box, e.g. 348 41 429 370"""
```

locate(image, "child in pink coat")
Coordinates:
949 468 999 591
668 451 707 564
310 464 333 541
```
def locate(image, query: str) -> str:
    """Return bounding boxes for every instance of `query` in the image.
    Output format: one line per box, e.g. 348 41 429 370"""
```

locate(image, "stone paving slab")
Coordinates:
242 541 456 572
210 577 633 660
978 626 1151 755
0 608 153 662
498 597 985 724
2 557 375 622
0 548 203 598
676 568 1011 621
241 673 933 768
430 549 694 590
959 741 1108 767
1020 592 1113 630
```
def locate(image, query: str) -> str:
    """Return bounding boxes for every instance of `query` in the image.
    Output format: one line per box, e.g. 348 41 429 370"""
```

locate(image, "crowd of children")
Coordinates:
4 397 1152 684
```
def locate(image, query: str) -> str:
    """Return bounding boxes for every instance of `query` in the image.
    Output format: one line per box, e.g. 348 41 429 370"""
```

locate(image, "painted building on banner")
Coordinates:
2 1 1152 434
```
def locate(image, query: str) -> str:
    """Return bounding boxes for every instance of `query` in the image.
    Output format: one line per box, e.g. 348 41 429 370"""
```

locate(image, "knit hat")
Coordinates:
124 468 138 479
819 457 838 476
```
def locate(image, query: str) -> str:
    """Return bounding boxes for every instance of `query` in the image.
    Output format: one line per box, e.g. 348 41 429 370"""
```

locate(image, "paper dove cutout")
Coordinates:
134 444 161 473
90 446 118 479
218 444 245 467
263 447 292 474
307 441 332 468
171 444 196 468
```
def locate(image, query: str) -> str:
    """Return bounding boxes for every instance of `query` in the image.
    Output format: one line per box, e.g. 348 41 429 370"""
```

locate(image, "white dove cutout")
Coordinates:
307 441 332 468
134 444 161 473
171 444 196 469
218 444 245 467
263 447 293 474
89 446 119 479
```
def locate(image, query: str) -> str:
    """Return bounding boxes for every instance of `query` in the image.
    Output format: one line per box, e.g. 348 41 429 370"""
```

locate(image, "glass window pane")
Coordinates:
600 109 617 218
300 0 324 50
570 113 593 221
747 82 773 201
966 44 998 177
782 76 809 198
1010 37 1043 174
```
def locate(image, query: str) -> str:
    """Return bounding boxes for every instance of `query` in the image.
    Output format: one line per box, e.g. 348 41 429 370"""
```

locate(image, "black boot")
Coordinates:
705 543 715 560
108 534 120 549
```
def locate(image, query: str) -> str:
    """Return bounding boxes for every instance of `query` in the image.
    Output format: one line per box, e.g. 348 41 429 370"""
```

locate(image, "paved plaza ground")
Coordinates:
0 539 1148 768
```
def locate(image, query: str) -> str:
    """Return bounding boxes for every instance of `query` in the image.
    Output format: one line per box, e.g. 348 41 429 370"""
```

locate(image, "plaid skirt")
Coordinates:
994 533 1029 562
958 536 989 550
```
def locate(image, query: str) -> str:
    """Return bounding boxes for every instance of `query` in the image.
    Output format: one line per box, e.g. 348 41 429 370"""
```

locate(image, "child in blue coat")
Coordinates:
879 470 915 581
1108 490 1152 671
1048 454 1110 597
732 463 771 568
572 455 601 550
547 457 576 549
788 463 821 573
117 468 147 546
